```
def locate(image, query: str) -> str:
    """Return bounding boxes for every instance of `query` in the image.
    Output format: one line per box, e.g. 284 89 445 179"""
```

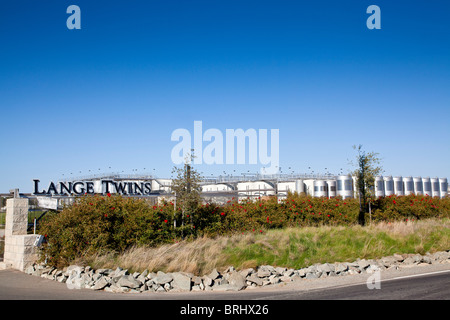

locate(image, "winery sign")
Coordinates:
33 179 153 196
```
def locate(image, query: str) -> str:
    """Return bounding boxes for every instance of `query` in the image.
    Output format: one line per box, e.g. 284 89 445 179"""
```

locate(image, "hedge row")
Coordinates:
37 193 450 267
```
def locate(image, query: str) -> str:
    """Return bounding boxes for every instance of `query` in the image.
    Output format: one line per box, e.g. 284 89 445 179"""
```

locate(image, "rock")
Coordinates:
366 265 380 274
25 265 35 275
305 272 318 279
422 256 432 264
26 250 450 294
93 277 109 290
140 269 148 278
192 276 202 286
335 263 348 273
257 267 271 278
202 275 214 287
380 256 397 267
139 283 148 292
95 268 108 275
115 268 129 278
117 275 141 289
215 277 228 286
246 274 263 286
137 274 147 284
275 267 287 275
171 272 192 291
317 263 333 274
208 269 220 280
67 265 84 273
393 254 404 262
225 266 235 273
433 251 450 261
357 259 370 270
156 285 166 292
192 285 202 291
239 268 254 277
269 275 280 284
297 268 307 277
283 269 295 277
92 273 102 282
262 280 271 286
32 268 43 277
66 271 84 289
305 265 318 274
403 257 416 265
146 272 156 280
164 283 172 291
227 271 246 291
154 271 173 285
279 276 292 283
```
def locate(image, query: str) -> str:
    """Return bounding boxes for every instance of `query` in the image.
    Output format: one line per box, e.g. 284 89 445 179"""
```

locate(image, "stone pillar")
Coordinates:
1 198 40 271
5 198 28 237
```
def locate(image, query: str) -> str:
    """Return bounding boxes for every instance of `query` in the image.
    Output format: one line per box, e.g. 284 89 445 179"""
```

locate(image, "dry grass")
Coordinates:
83 218 450 275
85 235 237 275
371 218 450 236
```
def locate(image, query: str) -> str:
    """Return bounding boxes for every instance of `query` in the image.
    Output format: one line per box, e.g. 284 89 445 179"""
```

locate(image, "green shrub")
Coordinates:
38 194 176 267
37 192 449 268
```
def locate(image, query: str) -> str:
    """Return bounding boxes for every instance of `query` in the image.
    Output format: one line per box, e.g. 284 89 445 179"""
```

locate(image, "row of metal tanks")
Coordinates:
231 176 449 199
374 176 448 198
300 176 448 199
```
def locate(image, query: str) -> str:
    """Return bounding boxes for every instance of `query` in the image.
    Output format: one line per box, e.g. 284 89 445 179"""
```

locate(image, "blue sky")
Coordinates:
0 0 449 193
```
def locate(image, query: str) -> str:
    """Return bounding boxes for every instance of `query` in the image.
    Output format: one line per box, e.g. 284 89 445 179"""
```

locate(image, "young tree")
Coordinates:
171 154 203 231
350 144 383 225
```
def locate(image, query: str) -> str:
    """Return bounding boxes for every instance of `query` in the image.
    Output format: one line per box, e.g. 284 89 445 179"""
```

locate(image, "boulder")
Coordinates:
317 263 333 274
202 275 214 287
335 263 348 273
305 272 318 279
279 276 292 283
246 274 263 286
117 275 141 289
154 271 173 285
208 268 220 280
257 267 271 278
227 271 246 291
171 272 192 291
239 268 254 277
393 254 404 262
275 267 287 275
283 269 295 277
357 259 370 270
269 275 280 284
93 277 110 290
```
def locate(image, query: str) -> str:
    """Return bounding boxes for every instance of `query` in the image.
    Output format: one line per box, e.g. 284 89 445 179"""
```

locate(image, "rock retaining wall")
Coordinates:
24 250 450 293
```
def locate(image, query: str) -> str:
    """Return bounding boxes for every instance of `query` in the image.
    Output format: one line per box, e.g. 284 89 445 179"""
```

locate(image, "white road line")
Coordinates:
254 268 450 299
380 269 450 283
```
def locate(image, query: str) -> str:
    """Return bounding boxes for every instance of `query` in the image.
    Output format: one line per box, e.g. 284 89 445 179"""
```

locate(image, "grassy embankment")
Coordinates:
84 218 450 275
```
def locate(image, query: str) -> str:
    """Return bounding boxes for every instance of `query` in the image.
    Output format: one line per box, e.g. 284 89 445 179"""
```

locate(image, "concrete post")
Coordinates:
1 197 41 271
5 198 28 237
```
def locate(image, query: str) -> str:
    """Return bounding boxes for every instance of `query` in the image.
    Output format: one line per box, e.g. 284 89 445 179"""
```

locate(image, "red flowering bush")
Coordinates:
38 192 449 267
371 194 449 222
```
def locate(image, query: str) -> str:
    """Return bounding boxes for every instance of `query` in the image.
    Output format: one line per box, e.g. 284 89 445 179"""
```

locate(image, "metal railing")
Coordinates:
201 173 338 185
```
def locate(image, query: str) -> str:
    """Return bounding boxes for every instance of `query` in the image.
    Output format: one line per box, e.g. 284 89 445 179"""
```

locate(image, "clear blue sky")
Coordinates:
1 0 449 193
